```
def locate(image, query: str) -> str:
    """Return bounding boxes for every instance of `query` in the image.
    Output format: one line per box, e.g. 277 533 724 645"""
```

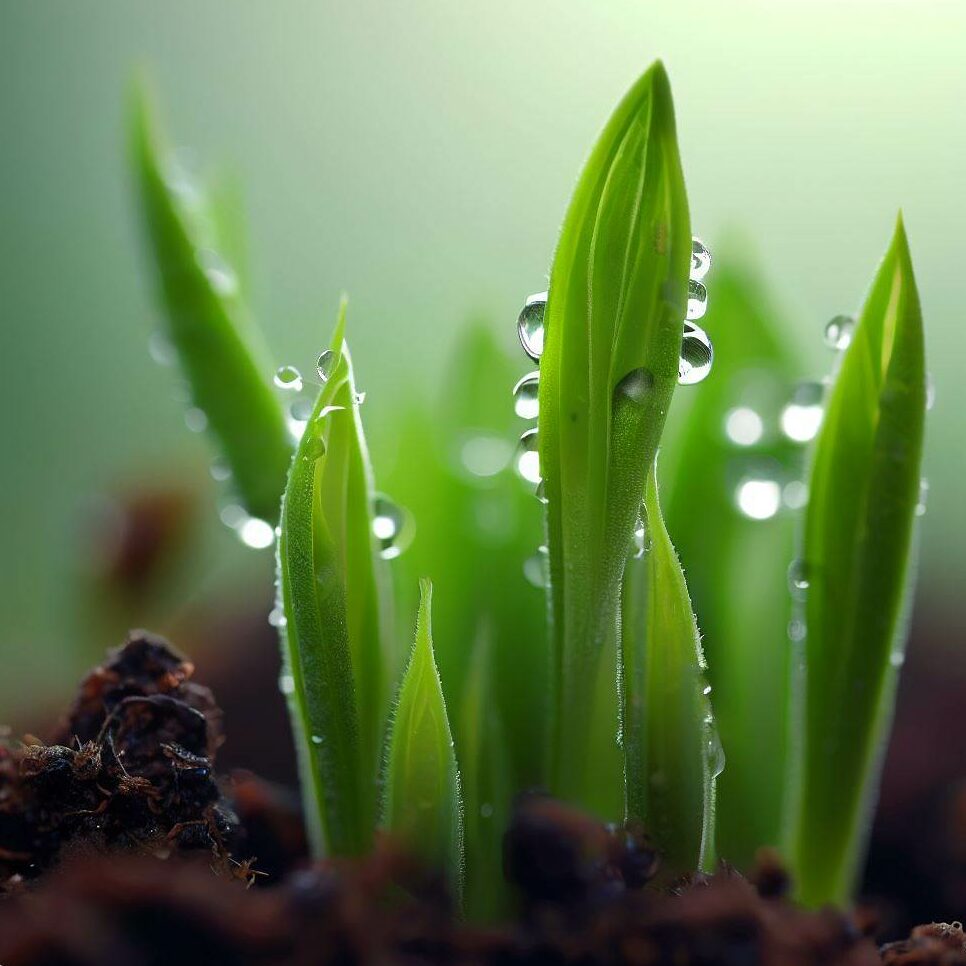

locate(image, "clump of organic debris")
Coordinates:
0 632 243 889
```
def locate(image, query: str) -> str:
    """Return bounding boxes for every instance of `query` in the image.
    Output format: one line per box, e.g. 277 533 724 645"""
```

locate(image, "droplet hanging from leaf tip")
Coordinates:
824 315 855 351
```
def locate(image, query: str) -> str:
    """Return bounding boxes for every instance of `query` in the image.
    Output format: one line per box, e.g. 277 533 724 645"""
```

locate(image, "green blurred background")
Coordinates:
1 0 963 711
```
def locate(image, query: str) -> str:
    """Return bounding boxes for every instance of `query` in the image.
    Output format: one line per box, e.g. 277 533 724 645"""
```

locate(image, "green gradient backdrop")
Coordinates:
1 1 963 705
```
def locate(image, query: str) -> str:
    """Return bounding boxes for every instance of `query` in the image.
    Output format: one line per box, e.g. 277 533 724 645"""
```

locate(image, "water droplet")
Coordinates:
690 237 711 281
781 382 824 443
916 478 929 517
460 434 512 478
787 619 806 643
372 495 413 560
724 407 763 447
824 315 855 351
783 480 809 510
735 476 781 520
523 546 549 588
679 323 713 385
516 429 541 484
268 607 286 628
316 349 337 382
787 560 810 600
517 291 548 361
535 480 548 504
512 371 540 419
184 408 208 433
148 331 175 366
614 367 654 403
889 650 906 668
686 279 708 321
302 433 327 462
274 366 303 391
310 734 323 746
632 509 651 558
480 803 495 819
196 248 239 297
210 458 232 482
705 727 726 780
926 374 936 411
703 684 712 696
279 674 295 695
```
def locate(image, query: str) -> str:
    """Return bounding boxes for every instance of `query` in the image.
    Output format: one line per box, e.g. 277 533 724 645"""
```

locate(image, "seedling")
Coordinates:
133 60 927 915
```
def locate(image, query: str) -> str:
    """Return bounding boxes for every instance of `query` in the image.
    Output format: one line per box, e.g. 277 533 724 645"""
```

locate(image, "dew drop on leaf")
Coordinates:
148 331 175 366
316 349 337 382
678 323 713 385
686 279 708 321
268 607 286 628
372 495 413 560
196 248 239 297
279 674 295 695
690 237 711 281
512 371 540 419
516 429 541 483
787 619 807 643
517 292 548 361
824 315 855 351
274 366 303 391
210 458 232 482
787 559 811 600
523 546 549 588
535 480 548 504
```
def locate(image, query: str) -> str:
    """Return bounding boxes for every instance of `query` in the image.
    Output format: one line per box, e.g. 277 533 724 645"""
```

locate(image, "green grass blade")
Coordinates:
459 627 511 921
661 251 803 869
791 216 926 906
130 84 292 523
277 302 383 856
538 61 691 810
621 462 719 877
383 579 465 901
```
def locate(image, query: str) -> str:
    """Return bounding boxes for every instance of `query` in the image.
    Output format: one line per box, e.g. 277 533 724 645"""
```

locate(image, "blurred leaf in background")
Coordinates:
660 244 805 870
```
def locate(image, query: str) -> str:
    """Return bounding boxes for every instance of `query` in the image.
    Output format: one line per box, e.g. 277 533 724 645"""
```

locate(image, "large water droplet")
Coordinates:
724 406 763 446
196 248 239 297
787 559 810 600
517 292 548 362
317 349 337 382
459 434 512 478
679 323 714 385
512 371 540 419
372 495 413 560
687 279 708 321
735 475 781 520
780 382 824 443
274 366 303 391
824 315 855 351
516 429 541 484
690 237 711 282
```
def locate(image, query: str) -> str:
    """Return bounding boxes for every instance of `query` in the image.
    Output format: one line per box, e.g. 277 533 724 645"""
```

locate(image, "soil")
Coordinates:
0 634 962 966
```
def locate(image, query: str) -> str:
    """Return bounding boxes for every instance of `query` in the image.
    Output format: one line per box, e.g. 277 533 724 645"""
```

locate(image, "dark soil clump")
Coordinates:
0 635 954 965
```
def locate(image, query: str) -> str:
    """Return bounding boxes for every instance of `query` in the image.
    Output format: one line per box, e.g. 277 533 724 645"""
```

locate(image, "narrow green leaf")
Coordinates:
277 301 384 856
459 626 511 921
383 580 465 901
130 84 292 523
661 251 803 869
791 216 926 906
538 61 691 811
621 462 719 877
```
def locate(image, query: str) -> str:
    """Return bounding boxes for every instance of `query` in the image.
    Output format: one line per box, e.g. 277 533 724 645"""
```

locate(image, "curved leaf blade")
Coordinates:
130 85 292 523
538 61 691 810
383 580 465 901
621 462 718 877
791 216 926 905
661 251 803 868
277 302 384 856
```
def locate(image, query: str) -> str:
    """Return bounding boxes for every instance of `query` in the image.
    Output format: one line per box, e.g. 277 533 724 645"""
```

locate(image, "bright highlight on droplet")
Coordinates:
724 407 764 446
824 315 855 351
735 478 781 520
517 292 547 361
371 495 413 560
512 371 540 419
516 429 541 484
781 383 825 443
